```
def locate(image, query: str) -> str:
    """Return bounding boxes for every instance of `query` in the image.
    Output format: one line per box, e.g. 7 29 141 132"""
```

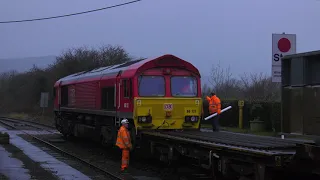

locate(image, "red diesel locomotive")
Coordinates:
53 54 203 147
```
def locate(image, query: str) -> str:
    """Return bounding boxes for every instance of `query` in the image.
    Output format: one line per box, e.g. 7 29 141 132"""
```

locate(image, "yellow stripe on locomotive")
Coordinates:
133 97 202 130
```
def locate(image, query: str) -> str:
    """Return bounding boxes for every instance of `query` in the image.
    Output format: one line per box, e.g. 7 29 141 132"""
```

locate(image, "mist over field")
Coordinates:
0 56 56 73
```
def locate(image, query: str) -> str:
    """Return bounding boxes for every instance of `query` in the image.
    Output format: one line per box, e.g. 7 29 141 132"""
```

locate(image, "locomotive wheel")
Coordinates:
61 121 75 140
62 128 73 140
54 115 63 132
101 127 117 148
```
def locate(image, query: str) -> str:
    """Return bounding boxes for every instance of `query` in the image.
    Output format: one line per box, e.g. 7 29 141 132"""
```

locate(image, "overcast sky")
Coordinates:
0 0 319 77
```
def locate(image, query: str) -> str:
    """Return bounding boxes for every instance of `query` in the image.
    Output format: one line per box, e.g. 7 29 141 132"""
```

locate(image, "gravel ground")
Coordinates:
19 133 211 180
7 115 55 128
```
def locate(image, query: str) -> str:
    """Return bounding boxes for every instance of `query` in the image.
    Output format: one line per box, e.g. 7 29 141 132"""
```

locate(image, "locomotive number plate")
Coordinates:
163 103 173 111
184 107 198 115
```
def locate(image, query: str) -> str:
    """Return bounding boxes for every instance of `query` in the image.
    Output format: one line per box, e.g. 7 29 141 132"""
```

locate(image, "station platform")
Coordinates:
0 126 92 180
0 144 60 180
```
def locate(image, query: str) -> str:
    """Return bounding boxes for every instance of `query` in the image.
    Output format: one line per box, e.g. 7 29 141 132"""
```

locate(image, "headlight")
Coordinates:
185 116 199 123
138 116 152 123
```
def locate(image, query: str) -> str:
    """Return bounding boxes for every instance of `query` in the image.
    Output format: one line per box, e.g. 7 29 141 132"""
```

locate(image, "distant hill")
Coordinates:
0 55 56 73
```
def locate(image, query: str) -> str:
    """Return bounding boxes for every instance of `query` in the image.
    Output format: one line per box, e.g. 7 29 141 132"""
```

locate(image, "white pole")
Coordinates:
204 106 232 121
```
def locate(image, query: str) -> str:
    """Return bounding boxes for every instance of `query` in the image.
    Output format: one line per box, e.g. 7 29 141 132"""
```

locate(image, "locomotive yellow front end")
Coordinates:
133 97 202 130
132 56 203 131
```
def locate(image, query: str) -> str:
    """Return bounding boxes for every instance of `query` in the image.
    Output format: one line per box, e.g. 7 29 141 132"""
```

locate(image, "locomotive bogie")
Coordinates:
54 111 120 144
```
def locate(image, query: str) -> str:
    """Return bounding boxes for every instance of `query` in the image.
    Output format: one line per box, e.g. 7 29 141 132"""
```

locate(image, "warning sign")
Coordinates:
272 33 296 82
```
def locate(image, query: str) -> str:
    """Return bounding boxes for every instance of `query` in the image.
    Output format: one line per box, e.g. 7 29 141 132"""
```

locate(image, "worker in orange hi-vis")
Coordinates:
116 119 132 173
206 92 221 131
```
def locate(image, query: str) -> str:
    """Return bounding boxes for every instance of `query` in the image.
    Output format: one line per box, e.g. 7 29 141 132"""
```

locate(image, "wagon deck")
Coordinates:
142 130 301 154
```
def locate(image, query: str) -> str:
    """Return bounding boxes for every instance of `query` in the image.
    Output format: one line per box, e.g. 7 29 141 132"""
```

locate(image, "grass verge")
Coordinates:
7 113 54 127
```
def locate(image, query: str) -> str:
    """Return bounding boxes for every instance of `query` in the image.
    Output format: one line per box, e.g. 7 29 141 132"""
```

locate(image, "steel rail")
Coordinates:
0 116 55 128
0 117 57 134
0 118 127 180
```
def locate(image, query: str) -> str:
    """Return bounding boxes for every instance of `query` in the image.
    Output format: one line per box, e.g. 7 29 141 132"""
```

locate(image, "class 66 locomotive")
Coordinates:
53 54 203 147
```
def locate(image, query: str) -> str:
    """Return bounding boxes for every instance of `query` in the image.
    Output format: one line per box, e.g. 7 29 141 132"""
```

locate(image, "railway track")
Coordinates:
3 117 319 179
0 117 214 180
0 116 55 129
0 117 133 180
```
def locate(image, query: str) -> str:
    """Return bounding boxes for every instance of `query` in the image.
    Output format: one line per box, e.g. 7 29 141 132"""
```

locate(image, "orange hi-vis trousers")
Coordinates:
121 149 130 171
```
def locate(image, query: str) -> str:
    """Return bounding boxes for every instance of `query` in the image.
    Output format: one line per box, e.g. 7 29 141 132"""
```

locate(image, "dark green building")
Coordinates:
282 50 320 135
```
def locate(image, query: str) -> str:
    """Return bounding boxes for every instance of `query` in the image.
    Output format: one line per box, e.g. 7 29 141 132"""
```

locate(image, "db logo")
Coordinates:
163 103 173 111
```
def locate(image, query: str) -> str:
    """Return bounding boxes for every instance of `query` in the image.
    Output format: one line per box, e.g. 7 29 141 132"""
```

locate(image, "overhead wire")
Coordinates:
0 0 141 24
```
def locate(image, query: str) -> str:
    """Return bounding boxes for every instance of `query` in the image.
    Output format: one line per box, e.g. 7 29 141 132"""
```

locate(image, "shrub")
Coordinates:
201 100 281 132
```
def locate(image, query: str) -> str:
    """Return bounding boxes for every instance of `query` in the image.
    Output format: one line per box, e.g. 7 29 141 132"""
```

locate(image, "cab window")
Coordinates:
138 76 165 96
171 76 198 97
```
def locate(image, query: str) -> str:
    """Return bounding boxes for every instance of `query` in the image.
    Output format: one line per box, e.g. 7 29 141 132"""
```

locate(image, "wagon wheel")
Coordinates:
211 160 221 180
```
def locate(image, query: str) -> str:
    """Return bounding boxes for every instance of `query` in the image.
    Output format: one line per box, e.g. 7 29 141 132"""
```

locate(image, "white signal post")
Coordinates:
271 33 296 82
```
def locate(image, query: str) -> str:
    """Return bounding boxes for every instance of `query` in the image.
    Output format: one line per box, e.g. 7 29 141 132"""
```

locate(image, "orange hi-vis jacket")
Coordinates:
116 126 132 149
206 95 221 114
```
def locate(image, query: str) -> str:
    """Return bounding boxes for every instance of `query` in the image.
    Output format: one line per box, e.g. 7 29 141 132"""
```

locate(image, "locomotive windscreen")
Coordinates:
171 76 197 97
138 76 165 96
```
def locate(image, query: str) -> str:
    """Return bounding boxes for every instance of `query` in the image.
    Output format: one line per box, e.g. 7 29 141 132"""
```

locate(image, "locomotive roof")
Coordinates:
55 54 199 86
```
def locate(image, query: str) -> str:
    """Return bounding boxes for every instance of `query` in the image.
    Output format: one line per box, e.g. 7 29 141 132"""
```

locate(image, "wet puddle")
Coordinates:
0 145 30 179
0 126 91 180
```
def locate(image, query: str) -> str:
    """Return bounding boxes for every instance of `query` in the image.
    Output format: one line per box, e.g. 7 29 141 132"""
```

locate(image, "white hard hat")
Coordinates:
121 119 129 124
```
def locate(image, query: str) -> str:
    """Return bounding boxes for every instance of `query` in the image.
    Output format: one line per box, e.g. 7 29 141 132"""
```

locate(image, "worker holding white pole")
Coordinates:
206 92 221 131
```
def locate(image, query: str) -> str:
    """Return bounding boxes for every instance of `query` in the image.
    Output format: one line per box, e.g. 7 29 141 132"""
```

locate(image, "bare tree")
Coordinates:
208 61 241 99
0 44 134 114
240 72 280 102
206 62 280 101
201 84 212 99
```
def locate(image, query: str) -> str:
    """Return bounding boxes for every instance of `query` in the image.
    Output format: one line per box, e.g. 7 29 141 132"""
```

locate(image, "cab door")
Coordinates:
115 72 122 127
121 78 132 114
